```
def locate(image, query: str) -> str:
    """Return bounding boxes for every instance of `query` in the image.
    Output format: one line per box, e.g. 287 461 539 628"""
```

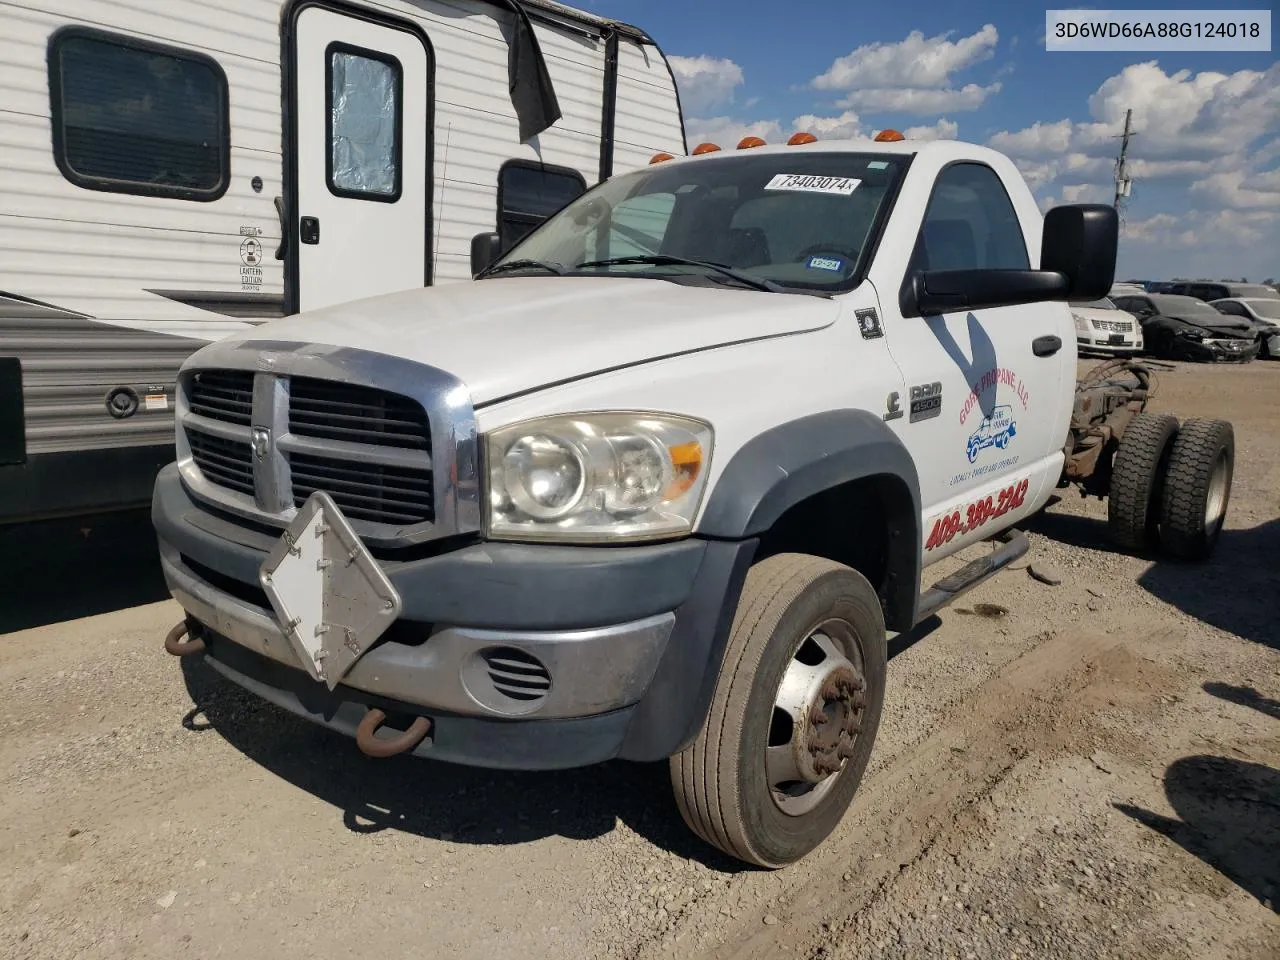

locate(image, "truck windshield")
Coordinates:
482 151 908 293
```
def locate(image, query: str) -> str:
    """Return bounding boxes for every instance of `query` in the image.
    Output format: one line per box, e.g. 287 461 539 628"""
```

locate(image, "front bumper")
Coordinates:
153 464 756 769
1180 337 1260 362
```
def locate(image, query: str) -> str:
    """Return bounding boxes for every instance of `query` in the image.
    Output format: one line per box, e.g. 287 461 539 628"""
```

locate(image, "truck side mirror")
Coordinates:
470 232 502 276
1040 204 1118 302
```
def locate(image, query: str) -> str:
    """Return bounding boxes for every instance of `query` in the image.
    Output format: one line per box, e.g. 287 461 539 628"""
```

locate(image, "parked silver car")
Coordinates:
1210 298 1280 360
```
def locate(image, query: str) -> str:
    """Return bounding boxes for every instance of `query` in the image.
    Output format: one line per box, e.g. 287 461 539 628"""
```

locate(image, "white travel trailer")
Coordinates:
0 0 686 523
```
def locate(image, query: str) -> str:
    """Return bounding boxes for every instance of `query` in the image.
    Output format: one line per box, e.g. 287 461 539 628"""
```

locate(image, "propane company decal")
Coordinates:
950 366 1031 486
925 477 1031 551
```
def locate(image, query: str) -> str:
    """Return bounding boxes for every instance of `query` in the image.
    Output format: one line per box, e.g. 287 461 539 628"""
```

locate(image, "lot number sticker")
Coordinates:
764 174 861 195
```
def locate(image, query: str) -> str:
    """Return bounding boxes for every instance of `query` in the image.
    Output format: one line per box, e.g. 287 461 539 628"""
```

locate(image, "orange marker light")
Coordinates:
737 136 767 149
649 152 675 164
874 129 905 142
788 132 818 145
692 142 721 155
664 441 703 499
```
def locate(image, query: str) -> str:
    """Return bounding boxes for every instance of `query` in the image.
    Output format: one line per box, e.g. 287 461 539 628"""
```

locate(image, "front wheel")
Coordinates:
669 554 887 868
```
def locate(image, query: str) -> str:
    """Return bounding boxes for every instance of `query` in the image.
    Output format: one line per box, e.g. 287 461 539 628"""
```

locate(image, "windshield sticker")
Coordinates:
806 255 845 272
867 161 889 170
764 174 861 195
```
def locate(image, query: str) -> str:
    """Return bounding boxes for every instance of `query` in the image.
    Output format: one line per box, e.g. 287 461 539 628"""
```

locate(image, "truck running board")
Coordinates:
915 529 1030 624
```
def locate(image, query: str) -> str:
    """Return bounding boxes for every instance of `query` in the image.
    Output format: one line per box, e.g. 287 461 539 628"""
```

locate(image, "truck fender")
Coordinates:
697 409 923 631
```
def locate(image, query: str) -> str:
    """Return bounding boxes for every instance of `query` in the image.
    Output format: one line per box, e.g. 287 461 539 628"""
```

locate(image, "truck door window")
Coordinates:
498 160 587 249
911 163 1029 273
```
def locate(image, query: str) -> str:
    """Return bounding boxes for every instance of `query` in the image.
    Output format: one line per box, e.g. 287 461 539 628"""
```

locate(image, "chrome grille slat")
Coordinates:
188 370 254 426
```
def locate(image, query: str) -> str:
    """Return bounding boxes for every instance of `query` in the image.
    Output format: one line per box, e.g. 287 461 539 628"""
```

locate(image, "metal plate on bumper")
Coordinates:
259 491 402 689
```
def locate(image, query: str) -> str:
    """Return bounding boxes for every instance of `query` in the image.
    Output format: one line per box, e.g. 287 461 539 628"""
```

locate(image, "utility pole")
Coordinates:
1113 108 1136 214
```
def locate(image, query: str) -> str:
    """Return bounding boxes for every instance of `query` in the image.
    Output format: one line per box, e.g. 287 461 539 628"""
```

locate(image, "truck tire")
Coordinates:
669 553 886 868
1159 418 1234 561
1107 412 1179 552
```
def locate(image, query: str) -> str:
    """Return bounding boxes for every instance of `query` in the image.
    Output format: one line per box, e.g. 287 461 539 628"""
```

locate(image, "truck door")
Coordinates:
289 6 432 313
871 161 1072 561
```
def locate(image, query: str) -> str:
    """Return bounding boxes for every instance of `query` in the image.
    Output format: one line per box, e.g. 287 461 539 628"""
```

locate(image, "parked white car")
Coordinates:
1071 297 1144 356
1210 298 1280 360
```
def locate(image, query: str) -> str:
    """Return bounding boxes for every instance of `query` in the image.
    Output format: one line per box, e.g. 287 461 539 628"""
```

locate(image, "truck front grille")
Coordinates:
288 452 433 525
181 368 435 531
188 370 254 425
289 377 431 451
187 430 254 495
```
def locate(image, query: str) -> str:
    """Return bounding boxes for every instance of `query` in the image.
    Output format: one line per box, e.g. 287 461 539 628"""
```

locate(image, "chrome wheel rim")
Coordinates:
766 620 866 817
1204 450 1230 534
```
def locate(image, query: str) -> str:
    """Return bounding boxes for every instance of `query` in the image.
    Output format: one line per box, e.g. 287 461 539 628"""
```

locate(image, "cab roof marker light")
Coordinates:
788 132 818 145
649 152 675 164
692 142 721 155
873 129 905 142
737 136 767 149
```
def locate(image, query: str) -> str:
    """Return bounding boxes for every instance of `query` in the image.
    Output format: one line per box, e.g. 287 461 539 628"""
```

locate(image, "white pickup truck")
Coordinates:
154 132 1236 868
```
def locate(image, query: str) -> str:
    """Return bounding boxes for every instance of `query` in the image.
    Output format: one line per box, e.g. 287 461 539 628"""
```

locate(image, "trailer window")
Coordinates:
48 28 229 201
327 45 402 201
498 161 587 249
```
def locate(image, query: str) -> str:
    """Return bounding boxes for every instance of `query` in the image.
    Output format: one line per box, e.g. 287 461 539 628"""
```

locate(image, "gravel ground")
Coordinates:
1 358 1277 960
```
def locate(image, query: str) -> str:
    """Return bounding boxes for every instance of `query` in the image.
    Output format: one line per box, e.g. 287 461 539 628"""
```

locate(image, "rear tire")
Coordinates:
1107 412 1179 552
669 554 887 868
1159 418 1234 561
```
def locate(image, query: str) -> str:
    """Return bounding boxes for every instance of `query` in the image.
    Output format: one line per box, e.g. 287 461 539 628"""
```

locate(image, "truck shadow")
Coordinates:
1114 752 1279 913
0 508 169 634
1027 513 1279 653
176 618 941 872
177 654 750 871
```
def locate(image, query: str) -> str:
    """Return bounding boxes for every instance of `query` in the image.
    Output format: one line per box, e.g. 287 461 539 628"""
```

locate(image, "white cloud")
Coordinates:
791 110 865 140
685 115 785 149
1060 183 1109 204
809 25 1002 116
668 55 745 115
990 62 1280 169
1121 213 1180 243
904 118 960 141
813 25 998 91
838 82 1001 114
1190 167 1280 209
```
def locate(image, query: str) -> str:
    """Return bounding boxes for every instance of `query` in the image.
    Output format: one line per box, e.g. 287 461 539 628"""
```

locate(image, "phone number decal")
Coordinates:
925 478 1030 551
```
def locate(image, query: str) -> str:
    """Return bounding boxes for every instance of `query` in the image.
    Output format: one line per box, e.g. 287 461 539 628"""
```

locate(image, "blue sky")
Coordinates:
584 1 1279 282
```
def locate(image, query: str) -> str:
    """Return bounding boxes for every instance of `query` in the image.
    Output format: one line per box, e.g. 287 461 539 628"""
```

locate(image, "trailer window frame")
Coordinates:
324 41 405 203
497 159 587 250
47 26 231 202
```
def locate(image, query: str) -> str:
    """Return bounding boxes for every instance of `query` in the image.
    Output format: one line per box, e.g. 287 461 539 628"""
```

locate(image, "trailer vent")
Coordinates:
188 370 254 425
288 377 430 451
187 430 254 495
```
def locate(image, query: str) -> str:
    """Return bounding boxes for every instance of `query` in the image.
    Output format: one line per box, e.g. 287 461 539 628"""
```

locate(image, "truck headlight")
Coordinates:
1072 313 1091 334
485 412 713 542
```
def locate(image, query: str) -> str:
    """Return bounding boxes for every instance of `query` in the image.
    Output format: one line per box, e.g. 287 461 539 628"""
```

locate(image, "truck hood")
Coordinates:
223 277 839 404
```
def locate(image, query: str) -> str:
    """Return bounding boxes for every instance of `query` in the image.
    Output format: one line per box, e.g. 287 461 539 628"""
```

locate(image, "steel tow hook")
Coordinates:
164 621 207 657
355 708 432 759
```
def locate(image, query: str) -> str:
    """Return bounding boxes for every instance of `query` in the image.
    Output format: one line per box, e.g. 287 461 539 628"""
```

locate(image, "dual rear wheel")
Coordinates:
1107 413 1234 560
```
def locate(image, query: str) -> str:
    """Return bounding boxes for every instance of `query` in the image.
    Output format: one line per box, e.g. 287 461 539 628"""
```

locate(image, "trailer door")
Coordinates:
291 6 431 313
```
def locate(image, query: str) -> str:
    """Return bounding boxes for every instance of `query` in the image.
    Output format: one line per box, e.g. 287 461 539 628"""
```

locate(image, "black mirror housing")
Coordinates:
908 269 1070 317
1040 203 1118 301
470 231 502 276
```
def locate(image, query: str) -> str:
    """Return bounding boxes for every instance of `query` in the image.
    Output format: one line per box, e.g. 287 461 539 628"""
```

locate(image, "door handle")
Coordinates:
1032 335 1062 357
273 197 287 260
300 216 320 245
